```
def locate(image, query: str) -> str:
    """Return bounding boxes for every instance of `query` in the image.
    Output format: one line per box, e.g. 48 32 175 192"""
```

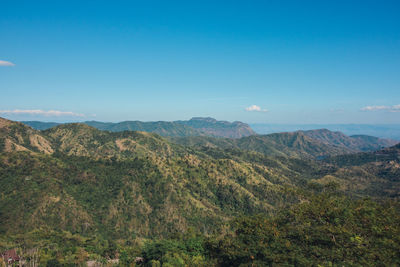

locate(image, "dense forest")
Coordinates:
0 117 399 266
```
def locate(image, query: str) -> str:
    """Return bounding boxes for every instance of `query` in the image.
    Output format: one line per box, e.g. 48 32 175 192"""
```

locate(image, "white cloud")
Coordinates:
361 105 400 112
392 105 400 111
0 60 15 66
361 105 388 111
0 109 85 117
245 105 268 112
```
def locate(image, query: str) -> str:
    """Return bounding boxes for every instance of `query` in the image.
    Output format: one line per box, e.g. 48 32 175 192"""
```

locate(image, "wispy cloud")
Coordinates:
0 60 15 66
245 105 268 112
0 109 85 117
361 105 400 112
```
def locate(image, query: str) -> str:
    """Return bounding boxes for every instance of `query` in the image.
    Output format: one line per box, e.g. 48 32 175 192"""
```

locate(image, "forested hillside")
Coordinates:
1 117 399 266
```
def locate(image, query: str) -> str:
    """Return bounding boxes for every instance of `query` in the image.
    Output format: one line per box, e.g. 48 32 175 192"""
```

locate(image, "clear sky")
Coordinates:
1 0 400 123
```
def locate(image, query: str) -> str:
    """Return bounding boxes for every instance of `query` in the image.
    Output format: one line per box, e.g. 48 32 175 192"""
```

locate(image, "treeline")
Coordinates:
2 192 399 266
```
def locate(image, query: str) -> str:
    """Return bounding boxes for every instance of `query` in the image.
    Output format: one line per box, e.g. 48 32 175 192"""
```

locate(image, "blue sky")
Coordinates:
1 0 400 123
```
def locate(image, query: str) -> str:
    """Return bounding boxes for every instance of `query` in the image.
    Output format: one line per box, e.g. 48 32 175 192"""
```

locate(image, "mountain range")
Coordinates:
22 117 256 138
20 118 399 155
171 128 398 159
251 123 400 140
1 116 399 240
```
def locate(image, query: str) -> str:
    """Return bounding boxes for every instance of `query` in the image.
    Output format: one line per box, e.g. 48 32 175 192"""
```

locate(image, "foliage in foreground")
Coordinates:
207 194 400 266
2 193 399 266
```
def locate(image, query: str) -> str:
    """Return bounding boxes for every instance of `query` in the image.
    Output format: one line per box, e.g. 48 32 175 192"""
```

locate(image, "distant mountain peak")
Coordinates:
182 117 256 138
189 117 218 123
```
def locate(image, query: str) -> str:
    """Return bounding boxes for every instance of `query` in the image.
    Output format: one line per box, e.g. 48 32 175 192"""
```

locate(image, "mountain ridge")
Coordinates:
300 128 398 152
170 129 399 159
22 117 256 138
20 119 399 152
251 123 400 140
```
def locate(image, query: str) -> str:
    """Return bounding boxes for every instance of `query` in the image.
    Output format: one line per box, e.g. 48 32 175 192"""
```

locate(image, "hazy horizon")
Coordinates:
11 116 400 140
7 117 400 126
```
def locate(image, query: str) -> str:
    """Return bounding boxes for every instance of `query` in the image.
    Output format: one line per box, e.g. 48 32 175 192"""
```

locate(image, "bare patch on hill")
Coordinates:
15 133 24 143
30 134 54 154
4 139 29 152
115 138 131 151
